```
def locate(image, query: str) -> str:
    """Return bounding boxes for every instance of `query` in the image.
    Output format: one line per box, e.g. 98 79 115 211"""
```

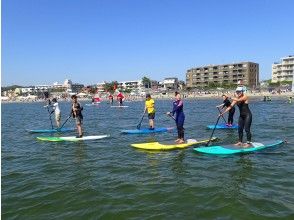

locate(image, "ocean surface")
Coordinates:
2 98 294 219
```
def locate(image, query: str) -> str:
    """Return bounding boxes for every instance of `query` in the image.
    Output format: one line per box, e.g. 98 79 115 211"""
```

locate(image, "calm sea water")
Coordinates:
2 98 294 219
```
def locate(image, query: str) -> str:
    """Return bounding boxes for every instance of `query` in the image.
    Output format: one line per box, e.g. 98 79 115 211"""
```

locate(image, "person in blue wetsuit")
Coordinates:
167 91 185 144
220 87 252 147
222 94 235 126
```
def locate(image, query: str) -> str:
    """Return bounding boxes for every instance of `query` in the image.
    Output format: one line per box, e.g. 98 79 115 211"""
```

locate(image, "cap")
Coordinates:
236 86 244 92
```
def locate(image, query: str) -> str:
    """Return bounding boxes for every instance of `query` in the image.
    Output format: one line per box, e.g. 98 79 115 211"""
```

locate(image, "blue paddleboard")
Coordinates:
194 140 284 155
121 127 174 134
27 128 76 133
207 123 238 129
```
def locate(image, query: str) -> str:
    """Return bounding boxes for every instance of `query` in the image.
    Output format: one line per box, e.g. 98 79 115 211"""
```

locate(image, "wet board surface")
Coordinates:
121 127 174 134
37 135 110 142
131 137 217 150
207 123 238 129
194 140 284 155
110 106 129 108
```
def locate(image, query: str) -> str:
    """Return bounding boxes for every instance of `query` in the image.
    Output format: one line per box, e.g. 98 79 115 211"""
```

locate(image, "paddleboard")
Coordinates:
131 137 217 150
111 105 129 108
194 140 284 155
207 123 238 129
36 135 110 142
121 127 174 134
27 128 76 133
86 103 100 106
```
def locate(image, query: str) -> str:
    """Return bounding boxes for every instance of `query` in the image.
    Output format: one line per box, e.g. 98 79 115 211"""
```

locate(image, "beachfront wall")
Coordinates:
272 55 294 83
186 61 259 89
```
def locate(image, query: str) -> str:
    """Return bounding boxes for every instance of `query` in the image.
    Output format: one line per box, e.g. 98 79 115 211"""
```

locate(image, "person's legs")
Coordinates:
148 113 155 129
243 114 252 146
76 117 83 137
228 108 235 125
235 116 245 145
56 113 61 128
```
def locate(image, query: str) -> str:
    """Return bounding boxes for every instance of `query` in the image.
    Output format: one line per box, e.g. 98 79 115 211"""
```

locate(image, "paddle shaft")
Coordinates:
206 115 221 146
136 112 145 129
59 115 71 130
217 106 227 124
167 113 176 121
46 105 54 129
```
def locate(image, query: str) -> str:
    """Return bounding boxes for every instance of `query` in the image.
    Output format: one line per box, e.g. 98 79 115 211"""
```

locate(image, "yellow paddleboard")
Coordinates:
131 137 217 150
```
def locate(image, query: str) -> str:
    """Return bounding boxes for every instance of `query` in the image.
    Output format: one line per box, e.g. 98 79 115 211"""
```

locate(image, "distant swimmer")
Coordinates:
288 96 293 104
71 95 83 138
222 94 235 126
144 94 156 130
167 91 185 144
220 87 252 147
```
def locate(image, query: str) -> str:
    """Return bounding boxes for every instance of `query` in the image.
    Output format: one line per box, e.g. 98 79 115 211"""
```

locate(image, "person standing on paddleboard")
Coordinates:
222 94 235 127
108 93 114 104
51 98 61 128
71 95 83 138
144 94 156 130
117 91 124 106
220 87 252 147
167 91 185 144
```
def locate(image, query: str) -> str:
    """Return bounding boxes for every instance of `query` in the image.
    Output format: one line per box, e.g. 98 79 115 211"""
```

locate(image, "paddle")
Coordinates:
57 115 72 131
45 104 54 129
136 112 145 130
166 112 176 121
216 105 227 124
206 115 221 147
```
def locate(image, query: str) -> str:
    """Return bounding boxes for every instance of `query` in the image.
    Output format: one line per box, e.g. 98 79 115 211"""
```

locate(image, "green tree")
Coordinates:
142 76 151 88
104 81 118 93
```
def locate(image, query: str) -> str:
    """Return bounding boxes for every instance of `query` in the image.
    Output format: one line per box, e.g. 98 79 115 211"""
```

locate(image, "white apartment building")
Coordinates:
272 55 294 83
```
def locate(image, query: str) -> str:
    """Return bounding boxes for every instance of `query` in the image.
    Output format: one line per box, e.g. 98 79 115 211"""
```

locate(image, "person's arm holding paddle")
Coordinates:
219 99 237 116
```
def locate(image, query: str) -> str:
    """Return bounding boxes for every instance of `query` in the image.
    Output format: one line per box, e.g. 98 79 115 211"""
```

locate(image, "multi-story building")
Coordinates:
186 62 259 88
163 77 178 90
272 55 294 83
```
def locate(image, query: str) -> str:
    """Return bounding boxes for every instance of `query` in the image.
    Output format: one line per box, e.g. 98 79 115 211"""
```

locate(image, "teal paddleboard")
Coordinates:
194 140 284 155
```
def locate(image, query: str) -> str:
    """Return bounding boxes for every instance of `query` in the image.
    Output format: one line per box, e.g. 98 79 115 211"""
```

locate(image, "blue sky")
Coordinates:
2 0 294 86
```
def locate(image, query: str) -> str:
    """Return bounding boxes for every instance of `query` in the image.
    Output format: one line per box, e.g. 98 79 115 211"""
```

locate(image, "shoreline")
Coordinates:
1 92 293 103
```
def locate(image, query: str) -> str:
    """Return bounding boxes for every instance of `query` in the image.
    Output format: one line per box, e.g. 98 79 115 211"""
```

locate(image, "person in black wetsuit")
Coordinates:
166 91 185 144
220 87 252 147
222 94 235 126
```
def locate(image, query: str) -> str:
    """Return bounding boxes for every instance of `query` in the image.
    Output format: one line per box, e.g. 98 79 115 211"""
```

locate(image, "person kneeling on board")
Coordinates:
220 87 252 147
71 95 84 138
166 91 185 144
144 94 156 130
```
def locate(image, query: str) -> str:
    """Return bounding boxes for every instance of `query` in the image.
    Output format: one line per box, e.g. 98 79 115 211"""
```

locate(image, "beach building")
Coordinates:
272 55 294 83
163 77 178 90
118 80 143 90
186 62 259 88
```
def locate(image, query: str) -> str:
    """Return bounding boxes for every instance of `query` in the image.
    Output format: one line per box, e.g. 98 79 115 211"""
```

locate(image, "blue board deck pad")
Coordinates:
121 127 174 134
207 123 238 129
194 140 284 155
